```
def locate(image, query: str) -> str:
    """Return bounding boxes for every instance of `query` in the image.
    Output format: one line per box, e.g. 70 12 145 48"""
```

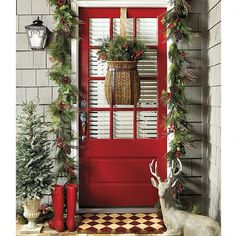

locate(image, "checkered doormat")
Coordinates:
77 213 166 234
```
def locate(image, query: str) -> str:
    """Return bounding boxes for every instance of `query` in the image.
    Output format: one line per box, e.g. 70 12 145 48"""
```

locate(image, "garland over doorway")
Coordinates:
47 0 196 207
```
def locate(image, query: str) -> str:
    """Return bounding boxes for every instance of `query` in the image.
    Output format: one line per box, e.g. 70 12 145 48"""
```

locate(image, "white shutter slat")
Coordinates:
138 49 157 77
89 18 110 46
138 80 158 108
113 111 134 139
89 80 109 107
89 111 110 139
137 111 158 139
137 18 158 46
89 49 108 77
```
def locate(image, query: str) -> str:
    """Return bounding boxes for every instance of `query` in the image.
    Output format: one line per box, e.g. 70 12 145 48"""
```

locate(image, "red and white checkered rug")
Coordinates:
77 213 166 234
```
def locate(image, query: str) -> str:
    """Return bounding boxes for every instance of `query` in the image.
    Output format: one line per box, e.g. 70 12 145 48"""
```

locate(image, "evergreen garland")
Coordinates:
161 0 197 209
48 0 81 182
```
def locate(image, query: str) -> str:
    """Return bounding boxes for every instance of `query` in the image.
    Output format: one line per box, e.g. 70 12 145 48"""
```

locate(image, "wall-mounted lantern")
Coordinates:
25 17 48 50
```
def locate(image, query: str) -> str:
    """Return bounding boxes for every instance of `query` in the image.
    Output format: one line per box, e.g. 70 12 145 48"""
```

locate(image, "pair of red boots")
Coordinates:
49 184 77 232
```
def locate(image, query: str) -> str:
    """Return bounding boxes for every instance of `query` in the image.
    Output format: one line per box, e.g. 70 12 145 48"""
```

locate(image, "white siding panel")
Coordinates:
208 64 221 86
207 0 221 12
208 2 221 29
208 44 221 67
208 23 221 49
16 51 34 69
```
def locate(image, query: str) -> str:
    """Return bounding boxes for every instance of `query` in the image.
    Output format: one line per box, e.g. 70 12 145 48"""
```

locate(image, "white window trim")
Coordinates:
71 0 168 8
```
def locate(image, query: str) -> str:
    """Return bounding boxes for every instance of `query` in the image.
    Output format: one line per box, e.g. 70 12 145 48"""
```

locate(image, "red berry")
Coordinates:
57 0 65 6
176 151 181 157
168 123 175 133
56 137 64 148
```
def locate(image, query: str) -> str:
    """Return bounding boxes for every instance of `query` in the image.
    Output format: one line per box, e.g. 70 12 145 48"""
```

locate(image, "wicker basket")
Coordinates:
104 61 140 105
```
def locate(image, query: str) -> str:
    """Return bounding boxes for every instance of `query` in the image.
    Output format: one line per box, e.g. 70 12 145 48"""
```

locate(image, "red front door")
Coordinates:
79 8 167 207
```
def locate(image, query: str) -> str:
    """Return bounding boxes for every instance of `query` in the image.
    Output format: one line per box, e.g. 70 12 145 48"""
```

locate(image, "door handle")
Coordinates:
80 111 87 141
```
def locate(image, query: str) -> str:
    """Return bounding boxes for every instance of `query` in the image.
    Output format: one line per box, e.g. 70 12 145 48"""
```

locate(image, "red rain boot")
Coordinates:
49 184 65 232
66 183 78 231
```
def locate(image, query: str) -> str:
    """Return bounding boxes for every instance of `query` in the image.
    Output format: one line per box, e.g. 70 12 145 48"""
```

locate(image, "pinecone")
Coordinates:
174 30 183 41
57 0 65 6
62 76 71 84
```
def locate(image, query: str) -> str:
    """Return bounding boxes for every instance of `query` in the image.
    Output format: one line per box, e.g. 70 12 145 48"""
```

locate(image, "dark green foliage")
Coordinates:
16 101 54 200
47 0 80 183
97 36 146 61
161 0 197 208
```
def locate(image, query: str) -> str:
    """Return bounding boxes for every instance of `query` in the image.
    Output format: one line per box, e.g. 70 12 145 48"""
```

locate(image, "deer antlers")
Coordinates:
168 158 183 187
149 158 183 188
149 159 161 189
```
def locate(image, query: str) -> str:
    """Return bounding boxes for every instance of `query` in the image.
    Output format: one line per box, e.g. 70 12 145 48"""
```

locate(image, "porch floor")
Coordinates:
16 212 165 236
16 224 163 236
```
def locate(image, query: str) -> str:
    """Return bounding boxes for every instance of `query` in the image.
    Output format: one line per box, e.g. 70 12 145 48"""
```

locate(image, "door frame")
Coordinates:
70 0 169 209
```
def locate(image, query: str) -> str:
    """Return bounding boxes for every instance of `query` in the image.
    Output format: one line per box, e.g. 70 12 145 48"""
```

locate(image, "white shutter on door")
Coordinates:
89 18 110 46
113 111 134 139
113 18 134 39
137 111 158 138
138 80 158 108
137 18 158 46
138 49 157 77
89 112 110 139
89 49 108 77
88 16 159 140
89 80 109 108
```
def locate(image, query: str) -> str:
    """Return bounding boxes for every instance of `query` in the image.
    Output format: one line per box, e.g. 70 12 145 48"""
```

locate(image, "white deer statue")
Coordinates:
149 158 221 236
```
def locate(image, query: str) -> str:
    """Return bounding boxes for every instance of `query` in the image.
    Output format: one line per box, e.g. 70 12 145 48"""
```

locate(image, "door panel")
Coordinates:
79 7 167 207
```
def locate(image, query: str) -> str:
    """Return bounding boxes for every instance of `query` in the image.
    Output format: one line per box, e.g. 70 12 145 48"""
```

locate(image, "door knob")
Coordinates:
80 111 87 141
80 99 87 108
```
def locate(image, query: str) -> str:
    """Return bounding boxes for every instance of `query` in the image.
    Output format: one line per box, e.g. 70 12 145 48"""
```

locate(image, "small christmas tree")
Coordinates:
16 101 54 200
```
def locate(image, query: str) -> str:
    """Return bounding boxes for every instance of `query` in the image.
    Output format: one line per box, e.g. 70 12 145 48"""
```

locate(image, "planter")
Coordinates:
20 198 43 234
23 198 41 229
104 61 140 105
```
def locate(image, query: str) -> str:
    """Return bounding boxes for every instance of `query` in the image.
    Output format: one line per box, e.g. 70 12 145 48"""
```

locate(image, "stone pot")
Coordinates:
23 198 41 229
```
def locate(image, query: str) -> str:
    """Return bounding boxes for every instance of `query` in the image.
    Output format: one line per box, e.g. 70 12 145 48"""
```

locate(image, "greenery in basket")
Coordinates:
97 36 147 61
16 101 54 201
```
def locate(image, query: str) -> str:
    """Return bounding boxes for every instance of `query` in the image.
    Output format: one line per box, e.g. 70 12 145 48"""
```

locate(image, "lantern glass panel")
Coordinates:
25 24 48 50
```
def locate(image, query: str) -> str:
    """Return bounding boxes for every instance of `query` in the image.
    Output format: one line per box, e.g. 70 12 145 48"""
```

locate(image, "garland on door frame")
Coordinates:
161 0 197 209
47 0 81 182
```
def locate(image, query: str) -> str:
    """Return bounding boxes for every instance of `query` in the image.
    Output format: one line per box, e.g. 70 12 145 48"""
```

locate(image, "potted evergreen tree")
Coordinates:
16 101 54 233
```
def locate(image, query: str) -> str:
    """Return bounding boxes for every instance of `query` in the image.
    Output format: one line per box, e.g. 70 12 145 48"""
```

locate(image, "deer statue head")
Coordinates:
149 158 182 198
